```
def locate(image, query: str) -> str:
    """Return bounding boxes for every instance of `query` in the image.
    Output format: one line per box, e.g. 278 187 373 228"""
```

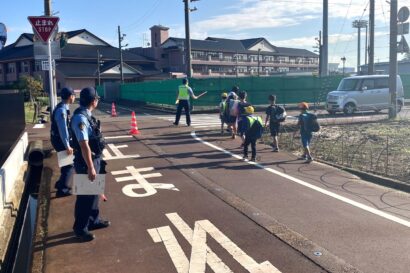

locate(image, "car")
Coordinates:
326 75 404 115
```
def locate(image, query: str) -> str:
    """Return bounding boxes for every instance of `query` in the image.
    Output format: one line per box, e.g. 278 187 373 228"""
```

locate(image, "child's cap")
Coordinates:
221 92 228 98
298 102 309 110
244 106 254 114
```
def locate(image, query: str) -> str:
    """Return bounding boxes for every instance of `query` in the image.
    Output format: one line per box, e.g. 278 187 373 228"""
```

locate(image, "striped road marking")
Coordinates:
191 131 410 228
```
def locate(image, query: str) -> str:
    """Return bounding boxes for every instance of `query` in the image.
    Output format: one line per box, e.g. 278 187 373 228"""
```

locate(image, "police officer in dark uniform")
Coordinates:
71 87 110 241
50 87 76 197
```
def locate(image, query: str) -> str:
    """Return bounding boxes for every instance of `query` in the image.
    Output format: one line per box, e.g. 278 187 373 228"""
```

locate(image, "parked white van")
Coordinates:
326 75 404 115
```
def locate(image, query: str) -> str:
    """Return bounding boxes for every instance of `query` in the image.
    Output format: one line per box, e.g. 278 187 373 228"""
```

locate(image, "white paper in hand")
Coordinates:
57 151 74 167
72 174 105 195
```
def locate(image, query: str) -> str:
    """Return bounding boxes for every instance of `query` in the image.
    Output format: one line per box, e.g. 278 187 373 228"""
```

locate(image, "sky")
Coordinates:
2 0 410 68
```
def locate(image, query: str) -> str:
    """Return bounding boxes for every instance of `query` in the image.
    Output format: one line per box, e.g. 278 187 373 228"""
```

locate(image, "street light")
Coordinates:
352 20 368 74
341 56 346 76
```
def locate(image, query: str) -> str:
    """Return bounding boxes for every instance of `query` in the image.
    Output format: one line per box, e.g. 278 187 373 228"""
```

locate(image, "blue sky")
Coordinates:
2 0 410 68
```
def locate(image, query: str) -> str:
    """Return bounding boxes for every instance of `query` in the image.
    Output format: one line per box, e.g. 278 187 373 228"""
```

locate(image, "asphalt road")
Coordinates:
36 102 410 273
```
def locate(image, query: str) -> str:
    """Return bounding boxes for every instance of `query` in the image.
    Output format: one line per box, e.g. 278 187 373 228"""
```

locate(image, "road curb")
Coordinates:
315 159 410 193
137 132 363 273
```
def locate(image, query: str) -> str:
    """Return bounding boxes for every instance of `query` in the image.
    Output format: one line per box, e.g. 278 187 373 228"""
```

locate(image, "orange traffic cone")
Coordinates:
111 102 117 117
129 111 140 135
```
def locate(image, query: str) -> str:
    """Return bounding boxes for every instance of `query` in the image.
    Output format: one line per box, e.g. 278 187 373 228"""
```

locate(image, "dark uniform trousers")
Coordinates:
243 137 257 159
51 139 74 191
73 155 101 235
175 99 191 125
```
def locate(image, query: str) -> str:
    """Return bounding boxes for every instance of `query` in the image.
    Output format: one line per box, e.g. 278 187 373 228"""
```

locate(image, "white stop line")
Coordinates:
191 131 410 228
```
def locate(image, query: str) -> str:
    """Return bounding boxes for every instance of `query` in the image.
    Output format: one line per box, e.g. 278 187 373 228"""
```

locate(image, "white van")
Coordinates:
326 75 404 115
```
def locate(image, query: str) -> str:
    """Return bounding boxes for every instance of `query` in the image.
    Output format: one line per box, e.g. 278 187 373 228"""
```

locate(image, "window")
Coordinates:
21 61 29 73
374 78 389 89
361 79 375 90
7 63 15 73
35 61 42 72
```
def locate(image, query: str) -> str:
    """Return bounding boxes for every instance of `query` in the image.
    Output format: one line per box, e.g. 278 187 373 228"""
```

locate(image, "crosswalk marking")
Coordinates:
151 114 222 129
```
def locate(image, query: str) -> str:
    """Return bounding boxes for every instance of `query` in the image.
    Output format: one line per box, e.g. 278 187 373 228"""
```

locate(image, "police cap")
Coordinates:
80 87 100 106
60 87 75 99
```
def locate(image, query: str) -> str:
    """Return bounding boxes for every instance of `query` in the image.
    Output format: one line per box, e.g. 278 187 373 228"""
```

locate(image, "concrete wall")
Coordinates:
64 78 96 92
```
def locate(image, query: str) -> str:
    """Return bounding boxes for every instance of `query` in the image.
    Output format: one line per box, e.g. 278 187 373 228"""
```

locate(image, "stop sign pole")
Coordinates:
28 16 59 112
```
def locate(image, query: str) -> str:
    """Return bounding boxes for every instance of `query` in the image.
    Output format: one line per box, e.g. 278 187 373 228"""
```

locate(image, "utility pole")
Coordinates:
353 20 368 74
365 24 368 67
322 0 328 76
184 0 192 78
118 26 126 84
389 0 398 119
44 0 51 16
97 50 103 86
368 0 375 74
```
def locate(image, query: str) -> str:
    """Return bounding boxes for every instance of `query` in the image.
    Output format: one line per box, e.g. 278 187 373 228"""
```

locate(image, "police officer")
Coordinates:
50 87 75 197
173 78 198 126
71 87 110 241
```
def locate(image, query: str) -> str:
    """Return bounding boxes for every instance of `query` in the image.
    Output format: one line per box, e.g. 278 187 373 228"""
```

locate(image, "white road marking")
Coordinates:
33 124 45 129
147 212 281 273
104 135 133 140
103 143 140 160
191 131 410 228
112 166 179 197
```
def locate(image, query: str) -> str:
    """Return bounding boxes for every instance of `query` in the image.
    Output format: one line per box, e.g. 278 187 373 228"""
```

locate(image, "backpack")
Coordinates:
270 105 287 123
246 116 264 139
304 113 320 133
228 99 239 116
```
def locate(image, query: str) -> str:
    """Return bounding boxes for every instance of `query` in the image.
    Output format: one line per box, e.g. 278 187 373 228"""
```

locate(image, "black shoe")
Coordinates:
242 155 248 161
75 232 95 242
250 157 256 162
89 220 111 231
56 189 71 198
273 148 279 152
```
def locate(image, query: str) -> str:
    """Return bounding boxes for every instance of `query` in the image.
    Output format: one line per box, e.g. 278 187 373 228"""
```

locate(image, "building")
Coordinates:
130 25 319 78
360 60 410 75
0 29 160 92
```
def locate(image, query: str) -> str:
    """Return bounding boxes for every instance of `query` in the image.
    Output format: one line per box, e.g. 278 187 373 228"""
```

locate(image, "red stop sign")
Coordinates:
28 16 59 42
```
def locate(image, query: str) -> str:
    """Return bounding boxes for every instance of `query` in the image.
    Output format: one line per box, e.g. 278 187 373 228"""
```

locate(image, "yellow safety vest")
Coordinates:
178 85 190 100
247 116 262 127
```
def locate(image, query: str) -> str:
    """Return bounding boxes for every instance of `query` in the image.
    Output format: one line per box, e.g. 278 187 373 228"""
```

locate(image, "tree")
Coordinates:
18 75 44 103
18 75 45 122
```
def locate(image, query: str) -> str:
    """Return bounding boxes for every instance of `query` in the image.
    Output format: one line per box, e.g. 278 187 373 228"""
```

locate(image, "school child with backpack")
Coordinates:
237 91 252 146
242 106 264 162
225 92 240 139
296 102 320 163
219 92 228 135
264 94 286 152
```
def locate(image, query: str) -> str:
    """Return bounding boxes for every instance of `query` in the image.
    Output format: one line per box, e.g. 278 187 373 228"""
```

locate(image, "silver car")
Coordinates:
326 75 404 115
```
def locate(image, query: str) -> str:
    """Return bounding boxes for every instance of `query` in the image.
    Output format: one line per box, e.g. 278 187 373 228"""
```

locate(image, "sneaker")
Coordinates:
306 156 313 163
75 232 95 242
242 155 248 160
250 157 256 162
231 134 236 139
56 190 71 198
298 155 307 160
89 220 111 231
172 122 178 126
273 148 279 152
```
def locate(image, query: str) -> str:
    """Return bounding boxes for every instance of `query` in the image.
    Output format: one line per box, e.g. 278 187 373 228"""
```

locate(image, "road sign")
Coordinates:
34 40 61 60
27 16 59 42
398 23 410 35
398 6 410 23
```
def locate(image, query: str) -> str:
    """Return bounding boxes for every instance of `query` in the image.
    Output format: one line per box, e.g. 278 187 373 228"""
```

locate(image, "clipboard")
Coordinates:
57 151 74 167
72 174 106 195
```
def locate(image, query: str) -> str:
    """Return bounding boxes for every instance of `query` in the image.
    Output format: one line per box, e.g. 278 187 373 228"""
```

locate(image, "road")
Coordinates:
36 102 410 273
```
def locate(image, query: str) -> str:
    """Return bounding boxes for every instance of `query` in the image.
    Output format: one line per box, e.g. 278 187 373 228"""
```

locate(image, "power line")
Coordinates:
122 0 162 31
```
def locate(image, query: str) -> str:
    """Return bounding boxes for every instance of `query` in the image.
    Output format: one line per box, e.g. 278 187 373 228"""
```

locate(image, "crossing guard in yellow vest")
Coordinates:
173 78 198 126
242 106 264 162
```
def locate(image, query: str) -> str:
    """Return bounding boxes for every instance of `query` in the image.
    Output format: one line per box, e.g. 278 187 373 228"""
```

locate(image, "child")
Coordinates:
264 95 286 152
219 92 228 135
297 102 314 162
225 92 239 139
237 91 251 147
242 106 263 162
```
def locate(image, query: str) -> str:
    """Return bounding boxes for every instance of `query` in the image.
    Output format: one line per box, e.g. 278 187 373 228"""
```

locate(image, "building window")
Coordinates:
7 63 15 73
34 61 42 71
21 61 30 73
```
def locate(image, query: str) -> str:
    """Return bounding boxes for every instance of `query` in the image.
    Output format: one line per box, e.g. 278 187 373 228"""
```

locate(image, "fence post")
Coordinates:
385 135 389 176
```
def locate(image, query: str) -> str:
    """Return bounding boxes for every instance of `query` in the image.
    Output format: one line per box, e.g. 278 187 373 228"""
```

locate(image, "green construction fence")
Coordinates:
114 74 410 107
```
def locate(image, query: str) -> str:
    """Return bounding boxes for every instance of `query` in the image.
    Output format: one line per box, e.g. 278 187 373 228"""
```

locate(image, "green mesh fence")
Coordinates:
120 75 345 107
118 74 410 107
